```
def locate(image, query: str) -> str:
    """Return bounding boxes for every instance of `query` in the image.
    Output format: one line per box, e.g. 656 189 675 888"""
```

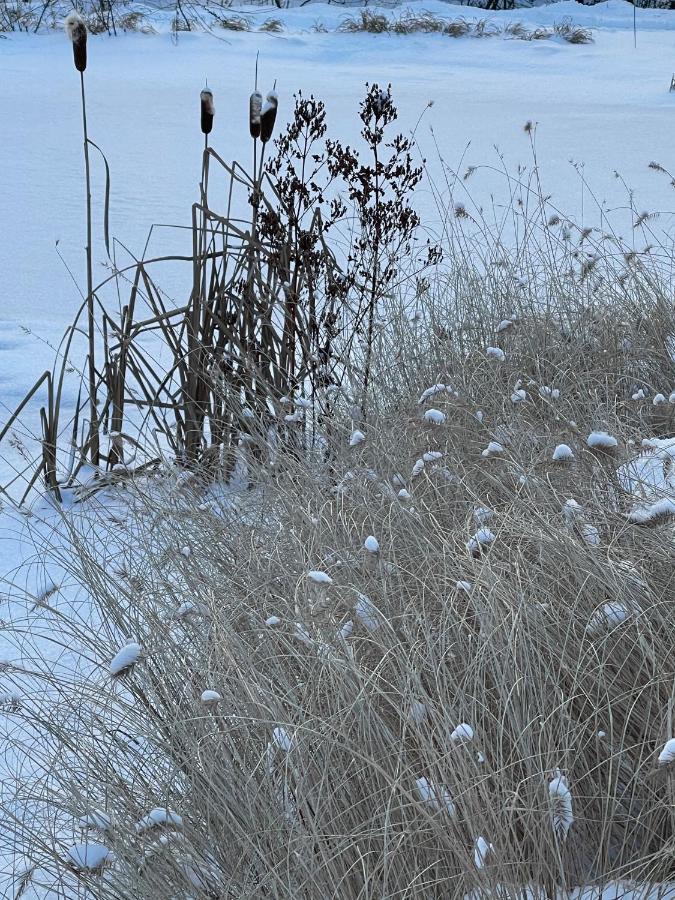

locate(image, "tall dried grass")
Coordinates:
4 203 675 894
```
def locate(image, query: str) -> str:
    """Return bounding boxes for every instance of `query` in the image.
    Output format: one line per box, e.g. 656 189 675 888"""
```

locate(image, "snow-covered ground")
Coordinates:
2 3 675 892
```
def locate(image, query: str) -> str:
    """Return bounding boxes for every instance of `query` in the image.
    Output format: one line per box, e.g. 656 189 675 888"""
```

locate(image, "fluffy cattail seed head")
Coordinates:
249 91 263 139
260 91 278 143
200 88 215 135
65 13 88 73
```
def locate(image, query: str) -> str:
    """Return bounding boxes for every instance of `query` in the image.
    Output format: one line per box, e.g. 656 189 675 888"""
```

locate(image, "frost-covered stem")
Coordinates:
81 70 99 466
362 141 380 421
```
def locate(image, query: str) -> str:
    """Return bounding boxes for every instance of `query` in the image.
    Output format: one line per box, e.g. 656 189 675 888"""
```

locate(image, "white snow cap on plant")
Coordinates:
339 620 354 640
628 497 675 525
201 690 221 707
136 808 183 834
450 722 474 743
265 615 281 627
418 383 451 404
284 410 304 424
549 772 574 840
587 431 618 450
364 535 380 553
653 393 667 405
294 397 312 409
632 389 646 401
180 545 191 558
511 388 528 403
355 593 380 632
398 488 411 501
486 346 505 362
456 580 472 594
415 777 456 816
423 450 443 463
553 444 574 462
109 640 141 678
467 528 495 556
412 458 425 478
496 318 514 334
563 498 583 523
581 523 601 547
657 738 675 767
66 842 113 873
272 726 294 753
474 836 493 869
481 441 504 458
586 601 631 635
473 506 493 524
475 410 484 423
349 430 366 447
407 700 427 725
424 408 446 425
308 570 332 586
539 385 560 400
78 810 112 832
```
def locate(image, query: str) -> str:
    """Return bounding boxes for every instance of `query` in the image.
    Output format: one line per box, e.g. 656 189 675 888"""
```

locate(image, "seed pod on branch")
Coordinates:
249 90 262 139
260 91 278 143
65 12 88 73
200 87 215 135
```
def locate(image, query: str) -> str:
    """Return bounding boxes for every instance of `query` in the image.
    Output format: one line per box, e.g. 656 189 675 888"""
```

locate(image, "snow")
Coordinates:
109 640 141 677
450 722 474 743
136 807 184 833
482 441 505 458
423 408 446 425
308 569 333 585
201 689 221 705
349 429 366 447
66 842 112 872
364 535 380 553
486 346 506 362
657 738 675 767
587 431 618 450
553 443 574 461
272 726 294 753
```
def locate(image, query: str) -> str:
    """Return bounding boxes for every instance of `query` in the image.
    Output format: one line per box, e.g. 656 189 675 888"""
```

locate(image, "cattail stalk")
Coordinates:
67 13 99 466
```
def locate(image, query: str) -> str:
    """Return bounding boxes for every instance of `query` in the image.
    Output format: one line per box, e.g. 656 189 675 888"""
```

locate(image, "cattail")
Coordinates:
200 88 214 135
260 91 278 143
65 12 88 73
249 90 263 138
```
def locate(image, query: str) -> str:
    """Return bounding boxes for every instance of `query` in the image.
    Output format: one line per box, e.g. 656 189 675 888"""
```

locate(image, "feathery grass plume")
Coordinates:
260 91 278 143
249 90 262 139
200 87 214 135
65 12 88 72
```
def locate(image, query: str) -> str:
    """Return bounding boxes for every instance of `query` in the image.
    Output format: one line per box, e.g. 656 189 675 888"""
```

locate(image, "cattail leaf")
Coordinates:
87 139 111 258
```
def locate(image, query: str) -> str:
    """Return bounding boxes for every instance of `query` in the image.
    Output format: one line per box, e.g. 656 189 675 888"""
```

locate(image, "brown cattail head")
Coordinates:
200 88 215 135
249 91 262 139
260 91 278 144
65 12 88 73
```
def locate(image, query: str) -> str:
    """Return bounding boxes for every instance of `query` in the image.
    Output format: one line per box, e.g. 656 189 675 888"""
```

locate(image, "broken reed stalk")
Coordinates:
67 13 99 466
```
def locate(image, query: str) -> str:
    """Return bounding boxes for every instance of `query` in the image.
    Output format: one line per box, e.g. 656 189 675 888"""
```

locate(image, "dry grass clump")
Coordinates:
554 17 594 44
216 13 251 31
259 16 284 32
5 258 675 895
338 9 593 42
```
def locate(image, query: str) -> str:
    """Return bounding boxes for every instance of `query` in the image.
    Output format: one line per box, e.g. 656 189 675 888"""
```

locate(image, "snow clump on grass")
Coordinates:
424 408 446 425
109 640 142 678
